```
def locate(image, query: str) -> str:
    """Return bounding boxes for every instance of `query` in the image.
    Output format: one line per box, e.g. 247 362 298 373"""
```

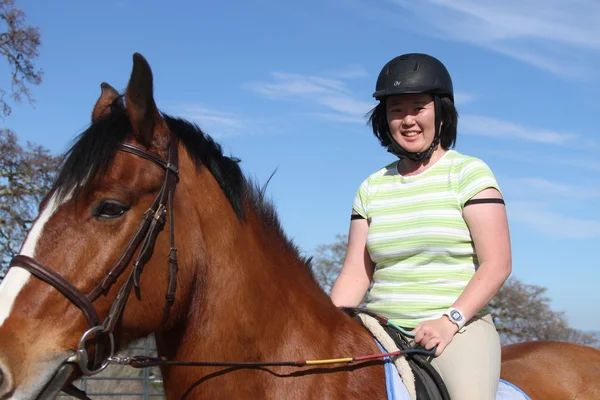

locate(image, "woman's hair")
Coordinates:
367 96 458 150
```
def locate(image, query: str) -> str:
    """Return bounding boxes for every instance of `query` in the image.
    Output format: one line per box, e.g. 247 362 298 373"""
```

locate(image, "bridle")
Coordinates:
7 134 180 397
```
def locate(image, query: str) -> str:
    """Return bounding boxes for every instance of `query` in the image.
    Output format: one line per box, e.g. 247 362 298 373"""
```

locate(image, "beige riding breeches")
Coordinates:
426 313 502 400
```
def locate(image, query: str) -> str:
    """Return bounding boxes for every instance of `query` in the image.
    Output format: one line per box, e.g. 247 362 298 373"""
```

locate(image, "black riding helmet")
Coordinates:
373 53 454 162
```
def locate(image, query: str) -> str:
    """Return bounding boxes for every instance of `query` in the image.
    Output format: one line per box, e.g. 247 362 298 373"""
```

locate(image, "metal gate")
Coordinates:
58 336 165 399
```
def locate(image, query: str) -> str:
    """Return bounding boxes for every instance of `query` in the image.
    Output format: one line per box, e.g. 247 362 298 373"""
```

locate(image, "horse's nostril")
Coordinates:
0 362 15 397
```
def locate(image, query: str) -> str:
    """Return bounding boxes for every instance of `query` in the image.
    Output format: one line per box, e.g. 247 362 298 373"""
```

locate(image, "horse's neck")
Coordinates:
167 164 375 360
153 161 386 399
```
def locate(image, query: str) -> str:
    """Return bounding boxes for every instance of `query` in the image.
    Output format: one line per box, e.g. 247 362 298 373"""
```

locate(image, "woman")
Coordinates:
330 53 512 400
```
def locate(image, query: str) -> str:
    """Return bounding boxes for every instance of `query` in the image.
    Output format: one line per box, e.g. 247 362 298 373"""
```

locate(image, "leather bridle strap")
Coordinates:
86 208 156 301
102 136 180 332
87 139 179 302
94 134 180 335
6 134 180 379
11 255 101 328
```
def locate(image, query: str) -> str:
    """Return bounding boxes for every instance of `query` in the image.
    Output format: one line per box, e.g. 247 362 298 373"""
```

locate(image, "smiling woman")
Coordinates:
0 53 598 400
330 53 510 400
329 52 600 400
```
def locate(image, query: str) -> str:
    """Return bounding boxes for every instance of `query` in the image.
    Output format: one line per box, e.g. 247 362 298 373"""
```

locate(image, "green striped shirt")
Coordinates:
353 150 500 328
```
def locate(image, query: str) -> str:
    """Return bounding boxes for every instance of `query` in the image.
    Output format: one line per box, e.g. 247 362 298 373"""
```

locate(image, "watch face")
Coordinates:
450 310 462 320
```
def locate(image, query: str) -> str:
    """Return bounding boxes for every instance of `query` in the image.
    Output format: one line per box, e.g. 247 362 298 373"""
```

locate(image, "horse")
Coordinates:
0 53 599 400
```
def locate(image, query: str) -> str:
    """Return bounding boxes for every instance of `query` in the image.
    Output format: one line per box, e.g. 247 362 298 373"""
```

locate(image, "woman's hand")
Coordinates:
412 317 459 356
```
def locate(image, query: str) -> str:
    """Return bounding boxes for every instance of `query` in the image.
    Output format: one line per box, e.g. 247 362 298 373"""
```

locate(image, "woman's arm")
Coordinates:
413 187 512 355
330 213 375 307
450 187 512 321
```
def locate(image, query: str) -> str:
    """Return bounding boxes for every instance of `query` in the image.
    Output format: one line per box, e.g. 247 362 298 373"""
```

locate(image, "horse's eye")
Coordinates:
93 199 129 219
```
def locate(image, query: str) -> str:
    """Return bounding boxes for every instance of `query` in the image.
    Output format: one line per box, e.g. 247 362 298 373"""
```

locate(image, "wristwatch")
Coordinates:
443 307 466 330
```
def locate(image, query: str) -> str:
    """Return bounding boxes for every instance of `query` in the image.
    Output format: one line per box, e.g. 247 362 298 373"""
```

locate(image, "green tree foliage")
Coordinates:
311 234 599 347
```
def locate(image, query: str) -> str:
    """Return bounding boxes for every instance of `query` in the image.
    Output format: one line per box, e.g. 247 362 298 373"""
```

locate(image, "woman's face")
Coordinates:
386 93 437 154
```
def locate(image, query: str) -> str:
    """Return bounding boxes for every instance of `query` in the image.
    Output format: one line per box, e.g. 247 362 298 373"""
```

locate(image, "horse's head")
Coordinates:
0 53 193 399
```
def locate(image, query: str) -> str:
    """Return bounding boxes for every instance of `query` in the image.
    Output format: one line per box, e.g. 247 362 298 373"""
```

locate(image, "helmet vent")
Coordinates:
413 61 420 72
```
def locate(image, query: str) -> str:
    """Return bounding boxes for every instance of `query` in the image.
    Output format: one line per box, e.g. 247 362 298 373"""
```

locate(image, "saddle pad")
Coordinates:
497 379 532 400
376 341 531 400
376 340 412 400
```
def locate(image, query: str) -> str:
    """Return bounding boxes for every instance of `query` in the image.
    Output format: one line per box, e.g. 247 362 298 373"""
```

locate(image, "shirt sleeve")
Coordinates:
457 158 501 208
352 178 370 219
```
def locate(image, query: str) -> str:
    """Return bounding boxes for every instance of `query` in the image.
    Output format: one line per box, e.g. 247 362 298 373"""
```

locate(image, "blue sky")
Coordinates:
3 0 600 331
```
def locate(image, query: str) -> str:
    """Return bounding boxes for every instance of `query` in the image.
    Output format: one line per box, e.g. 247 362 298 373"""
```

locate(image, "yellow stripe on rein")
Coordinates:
305 357 354 365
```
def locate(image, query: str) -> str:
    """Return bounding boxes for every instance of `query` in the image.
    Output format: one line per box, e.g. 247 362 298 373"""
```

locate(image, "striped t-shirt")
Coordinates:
353 150 501 328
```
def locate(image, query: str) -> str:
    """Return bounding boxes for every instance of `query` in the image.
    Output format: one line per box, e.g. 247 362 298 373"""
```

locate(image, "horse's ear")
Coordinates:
125 53 167 148
92 82 124 123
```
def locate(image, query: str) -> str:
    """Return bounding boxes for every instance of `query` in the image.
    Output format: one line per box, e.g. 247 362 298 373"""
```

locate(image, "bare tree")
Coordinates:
311 234 599 347
0 0 42 116
312 233 348 294
0 129 58 278
311 233 371 306
488 277 598 346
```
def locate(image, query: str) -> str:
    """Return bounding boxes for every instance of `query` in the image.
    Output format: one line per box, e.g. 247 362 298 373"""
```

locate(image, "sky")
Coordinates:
3 0 599 331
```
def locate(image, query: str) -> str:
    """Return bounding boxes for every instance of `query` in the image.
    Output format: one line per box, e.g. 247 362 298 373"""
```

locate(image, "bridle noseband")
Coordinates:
7 134 180 380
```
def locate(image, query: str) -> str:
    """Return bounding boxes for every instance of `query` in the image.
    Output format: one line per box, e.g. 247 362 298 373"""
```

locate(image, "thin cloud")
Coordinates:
319 96 374 115
324 64 370 79
454 92 477 106
381 0 600 78
476 148 600 172
508 201 600 239
420 0 600 49
245 70 375 123
307 112 365 124
165 104 263 138
503 177 600 199
557 158 600 172
248 72 350 97
461 115 580 145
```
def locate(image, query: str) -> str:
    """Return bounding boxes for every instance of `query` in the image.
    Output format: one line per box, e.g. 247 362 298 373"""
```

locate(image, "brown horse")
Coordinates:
0 53 599 400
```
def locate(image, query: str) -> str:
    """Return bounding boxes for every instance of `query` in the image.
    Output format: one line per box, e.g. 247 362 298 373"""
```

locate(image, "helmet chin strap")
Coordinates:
386 96 442 162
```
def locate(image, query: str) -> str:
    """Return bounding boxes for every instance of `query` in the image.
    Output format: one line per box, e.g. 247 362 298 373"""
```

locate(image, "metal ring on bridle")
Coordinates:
67 326 115 376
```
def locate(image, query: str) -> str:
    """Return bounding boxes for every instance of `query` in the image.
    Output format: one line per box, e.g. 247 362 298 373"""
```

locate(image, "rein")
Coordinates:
109 310 435 370
110 348 436 369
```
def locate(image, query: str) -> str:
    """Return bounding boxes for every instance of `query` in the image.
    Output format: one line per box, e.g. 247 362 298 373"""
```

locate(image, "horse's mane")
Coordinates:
51 104 312 269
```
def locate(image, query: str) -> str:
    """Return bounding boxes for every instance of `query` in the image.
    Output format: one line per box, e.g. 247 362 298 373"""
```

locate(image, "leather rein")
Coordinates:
7 135 180 398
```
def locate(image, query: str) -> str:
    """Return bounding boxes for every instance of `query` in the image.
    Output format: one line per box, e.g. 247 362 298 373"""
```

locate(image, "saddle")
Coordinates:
344 308 451 400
